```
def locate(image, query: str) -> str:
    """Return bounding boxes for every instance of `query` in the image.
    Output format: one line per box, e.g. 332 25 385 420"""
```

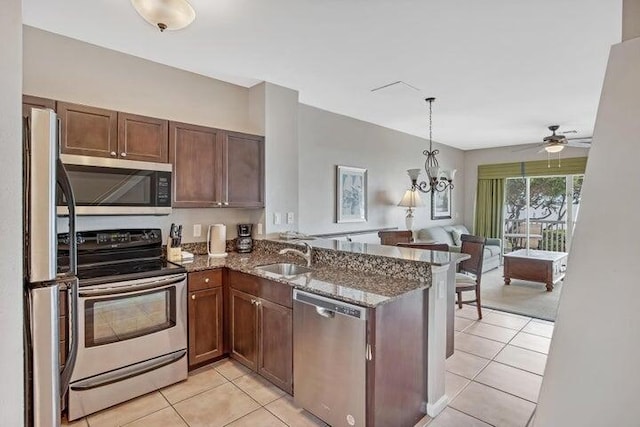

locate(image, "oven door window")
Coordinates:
62 165 155 206
85 287 176 347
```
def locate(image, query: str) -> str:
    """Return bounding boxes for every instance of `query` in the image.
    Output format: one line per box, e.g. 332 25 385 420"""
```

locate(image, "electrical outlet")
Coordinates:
193 224 201 237
257 223 263 235
273 212 282 225
287 212 295 224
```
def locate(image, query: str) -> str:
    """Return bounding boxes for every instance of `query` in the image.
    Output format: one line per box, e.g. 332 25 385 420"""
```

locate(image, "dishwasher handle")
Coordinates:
315 307 335 318
293 289 367 321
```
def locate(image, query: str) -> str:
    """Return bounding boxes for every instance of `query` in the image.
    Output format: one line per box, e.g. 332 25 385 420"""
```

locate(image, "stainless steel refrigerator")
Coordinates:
24 108 79 427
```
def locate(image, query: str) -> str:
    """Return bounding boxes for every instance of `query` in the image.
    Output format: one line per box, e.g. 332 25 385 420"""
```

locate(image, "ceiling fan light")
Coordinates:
131 0 195 32
545 144 565 153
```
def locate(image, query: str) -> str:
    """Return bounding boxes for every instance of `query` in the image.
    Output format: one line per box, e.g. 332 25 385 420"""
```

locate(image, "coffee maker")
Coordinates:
236 224 253 253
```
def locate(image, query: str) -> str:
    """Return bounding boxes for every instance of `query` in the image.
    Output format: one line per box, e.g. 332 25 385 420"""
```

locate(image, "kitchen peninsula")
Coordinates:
178 238 467 426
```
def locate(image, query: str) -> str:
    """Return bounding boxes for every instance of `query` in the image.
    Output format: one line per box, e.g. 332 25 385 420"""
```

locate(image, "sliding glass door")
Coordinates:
503 175 583 253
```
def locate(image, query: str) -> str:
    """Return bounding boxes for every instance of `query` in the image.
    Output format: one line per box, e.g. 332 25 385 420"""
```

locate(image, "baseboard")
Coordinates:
426 394 449 417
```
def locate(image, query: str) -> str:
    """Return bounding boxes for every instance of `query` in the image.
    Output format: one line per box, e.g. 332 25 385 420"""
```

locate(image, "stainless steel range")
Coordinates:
59 229 188 421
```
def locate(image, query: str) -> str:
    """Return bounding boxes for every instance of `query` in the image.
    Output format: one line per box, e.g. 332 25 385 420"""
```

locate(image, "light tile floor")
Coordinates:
64 306 552 427
418 305 553 427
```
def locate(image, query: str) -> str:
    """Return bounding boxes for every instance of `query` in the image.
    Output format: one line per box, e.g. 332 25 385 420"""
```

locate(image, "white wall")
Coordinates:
264 83 300 235
623 0 640 41
298 104 465 235
0 0 24 424
535 36 640 426
23 27 265 241
462 145 589 231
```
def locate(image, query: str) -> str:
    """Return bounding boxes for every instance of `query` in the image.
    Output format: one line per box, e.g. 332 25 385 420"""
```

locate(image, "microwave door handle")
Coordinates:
57 159 77 276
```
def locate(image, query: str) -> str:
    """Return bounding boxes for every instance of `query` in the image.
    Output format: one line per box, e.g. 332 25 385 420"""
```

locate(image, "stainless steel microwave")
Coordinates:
58 154 172 215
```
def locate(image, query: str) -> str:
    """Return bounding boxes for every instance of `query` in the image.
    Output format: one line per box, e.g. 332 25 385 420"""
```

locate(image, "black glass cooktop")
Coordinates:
58 228 186 286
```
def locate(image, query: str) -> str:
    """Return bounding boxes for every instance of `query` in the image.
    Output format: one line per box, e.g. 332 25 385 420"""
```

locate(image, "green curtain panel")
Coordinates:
477 157 587 179
474 178 504 239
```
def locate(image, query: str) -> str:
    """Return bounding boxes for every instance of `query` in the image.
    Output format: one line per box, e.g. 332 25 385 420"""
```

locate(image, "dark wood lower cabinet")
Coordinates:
228 273 293 394
258 299 293 393
188 287 224 367
229 289 258 371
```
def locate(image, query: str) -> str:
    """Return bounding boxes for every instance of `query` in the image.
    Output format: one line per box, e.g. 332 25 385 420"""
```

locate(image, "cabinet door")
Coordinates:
258 299 293 393
230 289 258 370
57 102 118 158
118 112 169 163
23 95 56 119
188 288 224 367
169 121 223 207
223 132 265 208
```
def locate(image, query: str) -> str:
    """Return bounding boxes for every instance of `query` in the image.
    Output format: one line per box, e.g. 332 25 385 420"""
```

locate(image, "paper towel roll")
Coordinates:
207 224 228 258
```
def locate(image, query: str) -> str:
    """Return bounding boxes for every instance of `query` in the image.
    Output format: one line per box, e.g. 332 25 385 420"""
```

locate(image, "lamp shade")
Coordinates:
131 0 196 31
398 189 424 208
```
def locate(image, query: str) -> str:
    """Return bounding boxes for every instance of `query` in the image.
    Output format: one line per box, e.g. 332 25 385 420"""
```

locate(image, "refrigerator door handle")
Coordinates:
56 137 79 399
57 159 77 276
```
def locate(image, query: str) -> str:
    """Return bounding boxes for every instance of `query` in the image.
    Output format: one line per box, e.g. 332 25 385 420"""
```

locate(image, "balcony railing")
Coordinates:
503 219 568 253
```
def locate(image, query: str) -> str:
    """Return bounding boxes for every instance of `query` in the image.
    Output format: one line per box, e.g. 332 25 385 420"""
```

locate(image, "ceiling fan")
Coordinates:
514 125 592 153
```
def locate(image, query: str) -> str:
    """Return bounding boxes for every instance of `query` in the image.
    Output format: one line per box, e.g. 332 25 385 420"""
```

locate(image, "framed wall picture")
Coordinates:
431 187 452 220
336 166 367 223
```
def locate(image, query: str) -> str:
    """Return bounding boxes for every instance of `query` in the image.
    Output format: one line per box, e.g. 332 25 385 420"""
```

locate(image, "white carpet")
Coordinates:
479 266 563 321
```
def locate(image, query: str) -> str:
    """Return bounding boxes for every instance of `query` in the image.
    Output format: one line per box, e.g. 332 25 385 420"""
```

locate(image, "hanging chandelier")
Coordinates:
407 97 456 193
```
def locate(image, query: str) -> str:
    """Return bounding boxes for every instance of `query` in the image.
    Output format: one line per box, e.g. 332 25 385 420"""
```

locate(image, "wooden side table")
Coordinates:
503 249 568 291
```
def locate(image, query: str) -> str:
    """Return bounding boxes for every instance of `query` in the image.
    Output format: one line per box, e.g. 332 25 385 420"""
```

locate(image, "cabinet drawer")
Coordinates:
188 269 223 292
228 271 292 308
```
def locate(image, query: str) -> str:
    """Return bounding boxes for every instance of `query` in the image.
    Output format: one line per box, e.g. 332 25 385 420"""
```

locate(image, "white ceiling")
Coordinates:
23 0 621 150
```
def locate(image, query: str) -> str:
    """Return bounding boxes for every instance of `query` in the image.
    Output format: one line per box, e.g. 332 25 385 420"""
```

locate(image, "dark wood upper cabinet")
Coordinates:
57 102 118 158
169 121 224 208
223 132 265 208
57 102 169 162
118 112 169 163
22 95 56 119
258 298 293 394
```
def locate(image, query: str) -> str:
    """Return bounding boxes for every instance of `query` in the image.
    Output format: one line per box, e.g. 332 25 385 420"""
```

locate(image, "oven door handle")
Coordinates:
78 274 186 297
69 349 186 391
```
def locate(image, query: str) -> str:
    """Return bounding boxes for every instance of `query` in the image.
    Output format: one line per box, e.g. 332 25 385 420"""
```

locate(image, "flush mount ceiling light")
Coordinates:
131 0 196 32
407 98 456 194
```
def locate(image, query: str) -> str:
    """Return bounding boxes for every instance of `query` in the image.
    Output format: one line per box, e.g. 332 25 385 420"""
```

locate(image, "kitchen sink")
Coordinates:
256 263 313 277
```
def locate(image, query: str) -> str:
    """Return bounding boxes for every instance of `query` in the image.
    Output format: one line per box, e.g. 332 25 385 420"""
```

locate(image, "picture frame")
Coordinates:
431 186 452 220
336 166 368 223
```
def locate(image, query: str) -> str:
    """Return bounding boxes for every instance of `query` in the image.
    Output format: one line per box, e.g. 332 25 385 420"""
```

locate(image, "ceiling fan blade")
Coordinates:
566 140 591 148
566 136 592 142
512 143 544 153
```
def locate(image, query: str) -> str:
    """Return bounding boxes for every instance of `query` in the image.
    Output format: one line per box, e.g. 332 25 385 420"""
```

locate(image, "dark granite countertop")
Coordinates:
176 252 430 307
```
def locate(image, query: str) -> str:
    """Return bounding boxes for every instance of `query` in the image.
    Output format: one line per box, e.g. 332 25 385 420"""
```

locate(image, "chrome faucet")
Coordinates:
279 242 313 267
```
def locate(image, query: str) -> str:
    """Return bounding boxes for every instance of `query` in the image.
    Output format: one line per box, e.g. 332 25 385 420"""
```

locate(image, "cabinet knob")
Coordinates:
204 278 209 283
250 299 256 305
110 151 117 157
255 301 262 306
216 202 222 207
191 294 196 300
223 202 229 206
121 152 127 157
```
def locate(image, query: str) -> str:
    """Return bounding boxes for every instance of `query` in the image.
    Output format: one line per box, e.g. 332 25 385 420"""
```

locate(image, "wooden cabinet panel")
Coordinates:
188 269 223 292
223 132 264 208
23 95 55 119
258 299 293 393
188 287 224 366
118 112 168 163
230 289 258 371
228 270 292 308
58 102 118 158
169 121 223 207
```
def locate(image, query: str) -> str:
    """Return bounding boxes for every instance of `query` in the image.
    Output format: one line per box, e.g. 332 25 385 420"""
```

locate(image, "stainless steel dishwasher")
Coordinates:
293 290 368 427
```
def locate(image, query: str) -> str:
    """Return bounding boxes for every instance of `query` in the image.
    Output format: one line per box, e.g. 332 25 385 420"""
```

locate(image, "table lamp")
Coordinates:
398 189 424 230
